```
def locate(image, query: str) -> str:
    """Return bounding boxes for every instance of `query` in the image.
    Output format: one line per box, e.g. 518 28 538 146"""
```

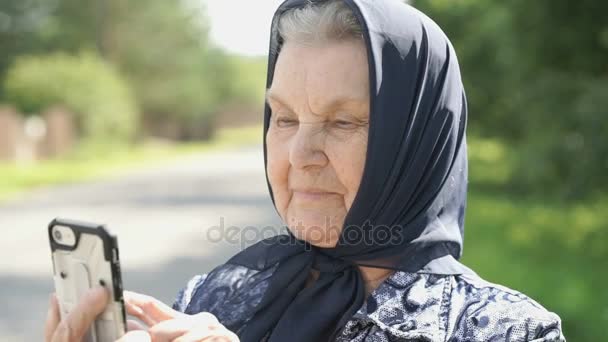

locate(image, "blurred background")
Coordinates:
0 0 605 340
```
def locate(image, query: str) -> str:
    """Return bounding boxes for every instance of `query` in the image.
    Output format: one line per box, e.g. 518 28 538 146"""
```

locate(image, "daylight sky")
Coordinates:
204 0 285 56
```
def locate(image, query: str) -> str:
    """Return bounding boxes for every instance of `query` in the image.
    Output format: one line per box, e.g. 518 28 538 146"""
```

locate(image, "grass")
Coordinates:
463 136 608 341
0 125 263 202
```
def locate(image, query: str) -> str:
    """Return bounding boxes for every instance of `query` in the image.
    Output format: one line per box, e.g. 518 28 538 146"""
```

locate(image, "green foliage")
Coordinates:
466 136 608 341
416 0 608 199
0 0 266 141
225 55 268 105
100 0 235 137
0 0 106 99
509 75 608 198
464 191 607 341
3 52 138 141
417 1 608 335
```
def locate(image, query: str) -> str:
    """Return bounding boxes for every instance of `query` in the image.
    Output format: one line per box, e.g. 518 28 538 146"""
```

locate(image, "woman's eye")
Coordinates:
332 120 357 129
275 117 298 128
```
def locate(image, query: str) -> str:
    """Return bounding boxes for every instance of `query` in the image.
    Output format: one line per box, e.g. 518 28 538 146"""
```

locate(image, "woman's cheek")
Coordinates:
266 133 291 217
329 132 367 210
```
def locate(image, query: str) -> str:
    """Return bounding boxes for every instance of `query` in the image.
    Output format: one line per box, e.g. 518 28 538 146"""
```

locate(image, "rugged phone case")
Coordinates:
48 217 126 342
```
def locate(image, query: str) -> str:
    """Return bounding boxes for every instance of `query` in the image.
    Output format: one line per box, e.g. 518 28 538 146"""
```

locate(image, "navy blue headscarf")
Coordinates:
226 0 471 340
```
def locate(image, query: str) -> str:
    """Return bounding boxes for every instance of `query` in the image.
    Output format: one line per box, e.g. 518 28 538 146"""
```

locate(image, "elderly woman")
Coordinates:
45 0 565 341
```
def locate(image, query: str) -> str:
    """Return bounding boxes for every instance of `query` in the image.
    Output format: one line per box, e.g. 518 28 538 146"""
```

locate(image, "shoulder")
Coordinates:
446 272 565 341
170 263 275 331
170 263 566 342
171 273 208 313
342 271 565 341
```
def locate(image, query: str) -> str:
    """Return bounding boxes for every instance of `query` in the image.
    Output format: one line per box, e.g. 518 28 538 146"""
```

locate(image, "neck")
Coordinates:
306 265 394 296
358 265 394 295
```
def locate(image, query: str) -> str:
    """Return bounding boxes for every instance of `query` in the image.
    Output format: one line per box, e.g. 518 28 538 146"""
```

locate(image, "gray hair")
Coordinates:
275 0 363 46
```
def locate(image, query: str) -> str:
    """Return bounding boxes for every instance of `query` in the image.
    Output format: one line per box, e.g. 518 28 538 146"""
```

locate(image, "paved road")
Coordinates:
0 145 283 341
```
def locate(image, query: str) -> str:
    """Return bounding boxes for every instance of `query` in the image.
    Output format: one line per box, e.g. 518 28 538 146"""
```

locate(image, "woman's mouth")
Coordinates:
293 189 338 201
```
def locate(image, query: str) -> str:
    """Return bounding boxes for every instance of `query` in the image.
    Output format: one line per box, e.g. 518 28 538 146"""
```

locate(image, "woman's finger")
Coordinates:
127 319 147 332
171 325 211 342
173 326 239 342
147 317 197 342
44 293 61 342
125 299 156 327
147 313 224 342
115 330 152 342
191 312 219 325
124 290 181 326
51 286 109 342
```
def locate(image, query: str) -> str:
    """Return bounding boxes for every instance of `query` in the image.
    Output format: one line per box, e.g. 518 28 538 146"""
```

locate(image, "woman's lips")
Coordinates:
293 190 338 201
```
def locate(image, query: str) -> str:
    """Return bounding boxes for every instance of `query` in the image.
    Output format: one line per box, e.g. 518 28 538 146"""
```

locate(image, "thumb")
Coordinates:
52 286 109 342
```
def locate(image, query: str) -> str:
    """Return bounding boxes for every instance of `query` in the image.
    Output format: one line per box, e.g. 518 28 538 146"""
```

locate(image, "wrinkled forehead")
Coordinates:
266 1 372 89
268 0 436 95
267 41 370 114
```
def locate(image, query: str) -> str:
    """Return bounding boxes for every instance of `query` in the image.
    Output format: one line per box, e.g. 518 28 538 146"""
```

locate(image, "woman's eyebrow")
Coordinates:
266 90 367 113
322 98 367 113
265 90 286 107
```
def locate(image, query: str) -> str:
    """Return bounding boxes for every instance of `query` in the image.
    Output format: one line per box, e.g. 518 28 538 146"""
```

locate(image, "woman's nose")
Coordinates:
289 123 328 170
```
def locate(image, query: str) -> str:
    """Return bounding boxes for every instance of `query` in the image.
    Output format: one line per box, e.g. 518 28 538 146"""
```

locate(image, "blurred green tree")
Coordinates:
3 52 138 142
1 0 264 141
416 0 608 199
96 0 230 140
415 1 608 340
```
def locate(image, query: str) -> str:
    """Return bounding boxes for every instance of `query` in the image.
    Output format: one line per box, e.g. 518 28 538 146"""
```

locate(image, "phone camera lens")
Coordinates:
53 229 63 241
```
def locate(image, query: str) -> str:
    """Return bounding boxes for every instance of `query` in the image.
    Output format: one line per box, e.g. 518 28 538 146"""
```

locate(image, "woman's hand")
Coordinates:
123 290 239 342
43 287 236 341
44 286 107 342
44 286 148 342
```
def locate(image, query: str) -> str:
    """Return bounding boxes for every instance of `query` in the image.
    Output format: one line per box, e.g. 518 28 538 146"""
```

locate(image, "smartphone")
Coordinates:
48 218 126 342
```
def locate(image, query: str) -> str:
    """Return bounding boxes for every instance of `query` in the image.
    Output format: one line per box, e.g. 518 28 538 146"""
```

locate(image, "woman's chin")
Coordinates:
287 220 342 248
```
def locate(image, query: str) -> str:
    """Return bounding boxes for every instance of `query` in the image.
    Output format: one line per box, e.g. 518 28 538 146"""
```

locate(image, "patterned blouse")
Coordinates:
171 263 565 341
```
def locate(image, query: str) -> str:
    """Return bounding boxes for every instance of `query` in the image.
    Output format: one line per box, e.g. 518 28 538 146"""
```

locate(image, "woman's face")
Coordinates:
266 40 370 248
